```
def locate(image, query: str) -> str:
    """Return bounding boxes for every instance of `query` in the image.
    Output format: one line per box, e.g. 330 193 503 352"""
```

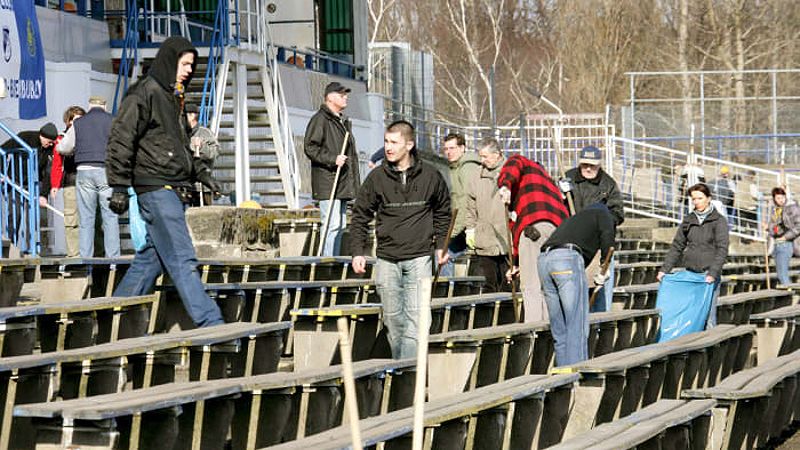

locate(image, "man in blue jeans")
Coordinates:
538 203 615 366
58 96 120 258
350 121 451 359
105 37 224 327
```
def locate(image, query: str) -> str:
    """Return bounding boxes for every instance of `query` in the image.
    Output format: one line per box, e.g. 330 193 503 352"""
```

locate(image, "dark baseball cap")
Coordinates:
578 145 602 165
39 123 58 140
324 81 351 96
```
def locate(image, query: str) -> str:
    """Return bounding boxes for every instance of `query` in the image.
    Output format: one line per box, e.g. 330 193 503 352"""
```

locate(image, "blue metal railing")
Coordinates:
112 0 140 115
0 122 40 255
276 46 364 80
198 0 229 127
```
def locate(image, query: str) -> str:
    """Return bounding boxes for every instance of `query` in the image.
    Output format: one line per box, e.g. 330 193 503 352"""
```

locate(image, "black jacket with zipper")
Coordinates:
349 152 451 262
106 37 203 191
660 208 730 281
565 166 625 225
303 104 360 200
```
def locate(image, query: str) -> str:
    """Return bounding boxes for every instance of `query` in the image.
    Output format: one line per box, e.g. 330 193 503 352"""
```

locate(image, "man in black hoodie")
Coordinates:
105 36 224 327
350 121 451 359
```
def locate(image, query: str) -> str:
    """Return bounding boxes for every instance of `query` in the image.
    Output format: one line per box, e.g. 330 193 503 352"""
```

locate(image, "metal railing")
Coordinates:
0 122 39 254
111 0 140 115
276 46 363 80
198 0 230 128
609 136 800 241
261 7 300 208
637 133 800 165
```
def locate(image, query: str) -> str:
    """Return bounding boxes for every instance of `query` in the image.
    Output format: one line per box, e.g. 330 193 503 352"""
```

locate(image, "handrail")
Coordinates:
0 121 39 254
261 9 300 208
112 0 140 115
198 0 229 127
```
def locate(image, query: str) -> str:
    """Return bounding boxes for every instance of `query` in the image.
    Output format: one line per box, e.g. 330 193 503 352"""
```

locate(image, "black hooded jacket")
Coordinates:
106 37 200 191
303 104 361 200
349 151 451 261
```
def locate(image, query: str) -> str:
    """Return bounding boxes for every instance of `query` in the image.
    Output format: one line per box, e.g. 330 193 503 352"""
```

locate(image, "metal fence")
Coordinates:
0 122 40 254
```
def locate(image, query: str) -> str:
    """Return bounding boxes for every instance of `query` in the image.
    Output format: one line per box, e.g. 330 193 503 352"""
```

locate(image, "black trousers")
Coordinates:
470 254 511 293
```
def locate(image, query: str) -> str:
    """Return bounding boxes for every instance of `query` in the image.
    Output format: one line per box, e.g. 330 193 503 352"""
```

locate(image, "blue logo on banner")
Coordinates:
13 0 46 119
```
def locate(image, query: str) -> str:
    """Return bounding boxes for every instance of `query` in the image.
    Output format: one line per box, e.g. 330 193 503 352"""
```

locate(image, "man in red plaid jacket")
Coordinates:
498 155 569 322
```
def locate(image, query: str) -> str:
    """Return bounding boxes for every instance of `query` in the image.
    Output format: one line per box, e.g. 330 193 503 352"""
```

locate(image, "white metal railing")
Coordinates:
260 9 300 208
610 136 797 241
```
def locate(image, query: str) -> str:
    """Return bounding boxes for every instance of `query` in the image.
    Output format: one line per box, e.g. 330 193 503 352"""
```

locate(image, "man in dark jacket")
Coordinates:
304 81 360 256
106 36 224 328
58 96 120 258
350 121 450 359
1 123 58 250
562 145 625 313
538 203 616 366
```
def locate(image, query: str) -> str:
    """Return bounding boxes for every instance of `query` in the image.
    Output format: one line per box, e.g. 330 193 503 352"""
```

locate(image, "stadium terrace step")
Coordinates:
265 373 580 450
0 259 34 307
289 293 521 371
558 324 755 440
716 289 793 325
721 270 800 295
749 303 800 363
614 262 757 288
613 249 667 264
430 292 517 333
613 282 660 309
34 256 377 302
0 321 289 449
0 294 157 356
551 399 716 450
14 359 415 450
682 348 800 450
426 309 660 399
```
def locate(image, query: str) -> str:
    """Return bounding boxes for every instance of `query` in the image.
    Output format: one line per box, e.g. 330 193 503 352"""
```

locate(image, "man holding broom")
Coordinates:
304 81 361 256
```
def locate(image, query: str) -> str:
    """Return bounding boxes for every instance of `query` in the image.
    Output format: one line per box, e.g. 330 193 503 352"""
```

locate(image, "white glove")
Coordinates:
558 178 573 193
499 186 511 204
593 272 609 287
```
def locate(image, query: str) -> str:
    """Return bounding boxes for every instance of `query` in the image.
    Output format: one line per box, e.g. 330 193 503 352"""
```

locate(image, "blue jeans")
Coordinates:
319 199 347 256
76 168 120 257
114 189 223 327
440 231 467 277
375 256 432 359
538 248 589 366
590 258 615 313
774 240 793 286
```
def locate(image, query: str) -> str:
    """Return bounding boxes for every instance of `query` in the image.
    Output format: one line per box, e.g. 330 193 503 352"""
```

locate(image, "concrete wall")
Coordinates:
37 6 113 73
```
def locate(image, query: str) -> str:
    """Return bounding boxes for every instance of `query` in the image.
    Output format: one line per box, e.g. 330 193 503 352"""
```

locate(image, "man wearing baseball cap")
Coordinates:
561 145 624 312
304 81 360 256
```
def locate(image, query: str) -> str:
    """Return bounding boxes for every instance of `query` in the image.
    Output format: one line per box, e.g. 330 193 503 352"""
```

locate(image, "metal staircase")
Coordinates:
112 0 301 209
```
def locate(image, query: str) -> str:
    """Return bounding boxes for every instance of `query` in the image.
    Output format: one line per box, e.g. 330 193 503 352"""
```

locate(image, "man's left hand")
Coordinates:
506 266 520 282
38 196 47 208
436 249 449 266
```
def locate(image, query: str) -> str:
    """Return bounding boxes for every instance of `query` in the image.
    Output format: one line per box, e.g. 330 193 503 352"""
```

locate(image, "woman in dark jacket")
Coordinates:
657 183 729 327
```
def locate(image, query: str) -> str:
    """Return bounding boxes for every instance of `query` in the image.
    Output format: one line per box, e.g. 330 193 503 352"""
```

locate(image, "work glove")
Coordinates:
108 189 130 215
593 271 609 287
558 178 573 194
196 169 222 198
465 228 476 249
499 186 511 204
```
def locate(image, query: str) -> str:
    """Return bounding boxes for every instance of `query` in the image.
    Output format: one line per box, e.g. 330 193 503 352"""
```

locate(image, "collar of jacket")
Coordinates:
686 207 721 225
574 166 607 185
320 104 348 122
480 159 503 179
383 151 421 179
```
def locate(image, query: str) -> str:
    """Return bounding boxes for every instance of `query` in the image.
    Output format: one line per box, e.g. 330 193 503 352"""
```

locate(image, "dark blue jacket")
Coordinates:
73 107 112 167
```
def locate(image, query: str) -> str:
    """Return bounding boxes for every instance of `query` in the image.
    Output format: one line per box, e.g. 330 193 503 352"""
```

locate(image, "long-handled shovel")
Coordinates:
504 208 521 321
336 317 363 450
411 277 432 450
432 209 458 288
317 131 350 256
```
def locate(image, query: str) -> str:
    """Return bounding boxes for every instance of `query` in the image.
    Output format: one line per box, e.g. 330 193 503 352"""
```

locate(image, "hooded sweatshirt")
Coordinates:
106 37 201 191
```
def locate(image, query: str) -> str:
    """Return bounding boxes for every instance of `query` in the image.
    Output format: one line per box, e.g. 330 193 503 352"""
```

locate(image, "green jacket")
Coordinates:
448 152 481 236
465 159 510 256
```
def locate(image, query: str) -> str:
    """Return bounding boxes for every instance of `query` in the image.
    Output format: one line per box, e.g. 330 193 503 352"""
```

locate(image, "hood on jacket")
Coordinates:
148 37 198 91
449 151 481 169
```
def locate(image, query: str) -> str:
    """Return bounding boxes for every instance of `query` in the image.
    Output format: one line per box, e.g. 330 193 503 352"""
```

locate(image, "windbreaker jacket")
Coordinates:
448 152 481 236
660 208 730 281
349 153 451 262
303 105 360 200
465 160 509 256
565 166 625 225
106 37 201 189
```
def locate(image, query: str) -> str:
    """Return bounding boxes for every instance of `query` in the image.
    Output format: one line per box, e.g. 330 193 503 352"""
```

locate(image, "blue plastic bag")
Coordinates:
128 187 147 252
656 271 715 342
